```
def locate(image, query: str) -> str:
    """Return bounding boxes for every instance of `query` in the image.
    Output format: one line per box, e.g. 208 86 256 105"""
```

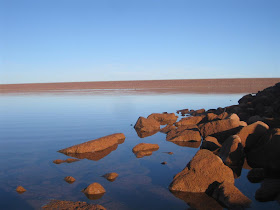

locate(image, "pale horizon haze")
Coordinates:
0 0 279 84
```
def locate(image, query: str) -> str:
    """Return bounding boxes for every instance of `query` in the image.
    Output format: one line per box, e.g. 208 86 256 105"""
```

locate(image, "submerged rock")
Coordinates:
102 172 118 182
147 113 178 125
59 133 125 154
53 158 80 164
42 200 106 210
134 117 160 137
16 186 26 193
132 143 159 158
169 149 234 192
64 176 76 183
206 181 251 209
82 183 106 200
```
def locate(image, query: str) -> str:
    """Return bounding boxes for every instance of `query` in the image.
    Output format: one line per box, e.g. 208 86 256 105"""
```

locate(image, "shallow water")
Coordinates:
0 90 278 209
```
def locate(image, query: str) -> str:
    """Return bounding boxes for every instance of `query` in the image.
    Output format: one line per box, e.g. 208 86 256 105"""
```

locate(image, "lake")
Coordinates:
0 90 278 209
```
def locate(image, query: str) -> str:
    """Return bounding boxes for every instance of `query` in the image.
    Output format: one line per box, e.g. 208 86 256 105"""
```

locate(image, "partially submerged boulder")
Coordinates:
82 183 106 200
169 149 234 192
42 200 106 210
166 125 201 143
134 117 160 137
206 181 251 209
64 176 76 183
132 143 159 158
59 133 125 154
147 113 178 125
16 186 26 194
102 172 118 182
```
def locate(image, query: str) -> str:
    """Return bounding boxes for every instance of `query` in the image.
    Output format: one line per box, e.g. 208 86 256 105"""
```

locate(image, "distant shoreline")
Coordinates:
0 78 279 94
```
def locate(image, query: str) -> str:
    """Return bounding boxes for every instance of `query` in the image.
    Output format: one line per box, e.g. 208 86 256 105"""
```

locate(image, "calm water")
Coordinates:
0 90 278 210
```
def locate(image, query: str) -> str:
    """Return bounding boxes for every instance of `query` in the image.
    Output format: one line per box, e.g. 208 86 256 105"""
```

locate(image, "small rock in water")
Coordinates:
53 159 64 164
161 161 167 165
167 152 173 155
16 186 26 193
82 183 106 200
102 172 119 181
64 176 76 183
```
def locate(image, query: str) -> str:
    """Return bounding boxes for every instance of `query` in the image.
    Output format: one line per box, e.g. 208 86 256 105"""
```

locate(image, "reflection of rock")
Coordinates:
64 176 75 183
16 186 26 194
206 181 251 209
247 168 265 183
169 150 234 192
171 191 222 210
175 116 204 126
42 200 106 210
82 183 106 200
64 143 121 161
255 179 280 202
147 113 178 125
132 143 159 158
102 172 118 182
53 158 79 164
59 133 125 154
166 125 201 143
134 117 160 137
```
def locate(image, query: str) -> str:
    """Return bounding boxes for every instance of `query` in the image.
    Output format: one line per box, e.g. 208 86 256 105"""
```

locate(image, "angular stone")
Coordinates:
102 172 118 181
64 176 76 183
169 149 234 192
147 113 178 125
160 124 176 134
82 183 106 200
175 116 204 126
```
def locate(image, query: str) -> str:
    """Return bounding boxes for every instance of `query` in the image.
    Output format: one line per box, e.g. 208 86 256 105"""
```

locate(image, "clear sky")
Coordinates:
0 0 279 84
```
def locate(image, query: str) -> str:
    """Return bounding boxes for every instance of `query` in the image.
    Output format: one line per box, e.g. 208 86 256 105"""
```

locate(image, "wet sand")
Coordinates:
1 78 279 94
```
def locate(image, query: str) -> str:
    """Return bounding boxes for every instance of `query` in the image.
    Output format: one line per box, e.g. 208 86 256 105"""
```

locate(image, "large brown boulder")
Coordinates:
198 118 240 139
132 143 159 158
175 116 204 126
134 117 160 137
206 181 251 209
147 113 178 125
59 133 125 154
236 121 269 150
166 125 201 143
169 149 234 192
42 200 106 210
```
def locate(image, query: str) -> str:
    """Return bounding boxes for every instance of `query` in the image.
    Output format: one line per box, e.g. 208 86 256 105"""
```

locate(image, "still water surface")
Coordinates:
0 90 278 209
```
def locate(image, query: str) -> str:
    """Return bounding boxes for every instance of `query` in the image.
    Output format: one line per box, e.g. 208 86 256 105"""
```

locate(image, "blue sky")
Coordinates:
0 0 279 84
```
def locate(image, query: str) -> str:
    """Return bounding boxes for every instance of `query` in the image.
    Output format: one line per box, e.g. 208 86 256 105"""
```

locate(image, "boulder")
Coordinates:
176 108 189 116
166 125 201 143
247 115 264 125
132 143 159 158
134 117 160 137
147 113 178 125
247 168 265 183
175 116 204 126
239 121 247 126
238 94 254 104
102 172 118 181
236 121 269 150
82 183 106 200
198 118 240 139
200 136 221 154
160 124 176 134
64 176 76 183
255 179 280 202
191 108 205 115
206 181 251 209
42 200 106 210
59 133 125 154
169 149 234 192
16 186 26 193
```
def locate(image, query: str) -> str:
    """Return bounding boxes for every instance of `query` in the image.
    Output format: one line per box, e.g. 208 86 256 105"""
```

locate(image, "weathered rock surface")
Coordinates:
132 143 159 158
199 118 240 138
53 158 80 164
59 133 125 154
82 183 106 200
171 191 222 210
166 125 201 143
206 181 251 209
160 124 176 134
247 168 265 183
102 172 118 181
255 179 280 202
134 117 160 137
169 149 234 192
16 186 26 193
147 113 178 125
175 116 204 126
64 176 76 183
200 136 221 154
42 200 106 210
